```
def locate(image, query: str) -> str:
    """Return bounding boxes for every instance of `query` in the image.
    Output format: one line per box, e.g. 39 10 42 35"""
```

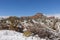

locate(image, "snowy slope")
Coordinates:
0 30 46 40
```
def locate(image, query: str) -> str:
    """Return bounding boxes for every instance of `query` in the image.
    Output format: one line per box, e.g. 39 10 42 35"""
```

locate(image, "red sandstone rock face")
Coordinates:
35 13 43 17
29 13 43 19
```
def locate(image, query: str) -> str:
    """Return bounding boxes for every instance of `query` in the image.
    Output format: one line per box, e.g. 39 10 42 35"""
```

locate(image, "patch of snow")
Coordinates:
21 20 29 27
55 22 60 33
0 30 46 40
32 19 38 23
23 28 27 32
17 24 22 28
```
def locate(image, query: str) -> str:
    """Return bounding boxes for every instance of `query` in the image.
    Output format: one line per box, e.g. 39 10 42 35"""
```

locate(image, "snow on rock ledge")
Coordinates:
0 30 46 40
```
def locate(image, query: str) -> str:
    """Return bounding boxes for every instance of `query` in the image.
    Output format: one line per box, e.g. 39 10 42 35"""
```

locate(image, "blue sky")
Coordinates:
0 0 60 16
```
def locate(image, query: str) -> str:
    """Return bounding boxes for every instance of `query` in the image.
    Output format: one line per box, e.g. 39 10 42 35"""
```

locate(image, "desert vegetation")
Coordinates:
0 13 60 40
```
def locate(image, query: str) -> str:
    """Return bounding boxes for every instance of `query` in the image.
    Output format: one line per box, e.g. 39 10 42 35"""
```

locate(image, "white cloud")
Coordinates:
0 16 9 18
44 13 60 18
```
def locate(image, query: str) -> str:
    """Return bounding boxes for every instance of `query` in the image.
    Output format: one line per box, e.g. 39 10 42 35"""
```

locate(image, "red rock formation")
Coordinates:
29 13 43 19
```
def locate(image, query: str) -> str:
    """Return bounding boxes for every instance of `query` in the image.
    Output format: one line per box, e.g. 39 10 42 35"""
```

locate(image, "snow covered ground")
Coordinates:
0 30 46 40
